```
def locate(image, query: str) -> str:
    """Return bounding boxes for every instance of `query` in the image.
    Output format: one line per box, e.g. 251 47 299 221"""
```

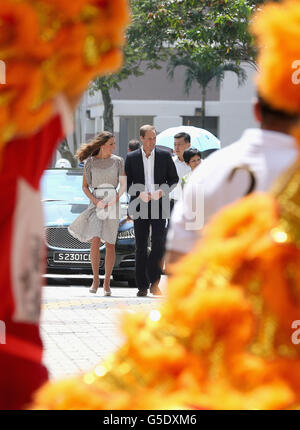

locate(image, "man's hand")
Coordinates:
139 191 152 202
151 189 164 200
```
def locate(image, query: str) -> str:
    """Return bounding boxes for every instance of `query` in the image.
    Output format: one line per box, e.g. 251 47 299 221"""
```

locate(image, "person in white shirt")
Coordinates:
125 125 179 296
165 95 300 265
170 132 192 211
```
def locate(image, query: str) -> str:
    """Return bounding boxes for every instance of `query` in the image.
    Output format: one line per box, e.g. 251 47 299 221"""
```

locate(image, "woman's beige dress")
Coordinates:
68 155 124 244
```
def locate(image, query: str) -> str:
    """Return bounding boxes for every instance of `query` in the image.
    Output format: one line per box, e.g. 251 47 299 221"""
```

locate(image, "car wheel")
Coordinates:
128 279 136 288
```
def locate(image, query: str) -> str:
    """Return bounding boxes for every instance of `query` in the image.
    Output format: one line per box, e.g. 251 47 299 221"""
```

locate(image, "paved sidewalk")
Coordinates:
41 279 166 380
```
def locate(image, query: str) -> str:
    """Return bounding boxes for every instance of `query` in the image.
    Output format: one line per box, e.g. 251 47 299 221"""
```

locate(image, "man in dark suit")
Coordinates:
125 125 179 296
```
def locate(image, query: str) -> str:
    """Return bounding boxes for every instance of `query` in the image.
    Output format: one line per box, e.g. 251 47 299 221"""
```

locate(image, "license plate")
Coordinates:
54 252 91 263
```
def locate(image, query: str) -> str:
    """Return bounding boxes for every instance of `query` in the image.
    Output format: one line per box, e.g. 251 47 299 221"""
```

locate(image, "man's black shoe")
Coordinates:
150 283 162 296
137 290 148 297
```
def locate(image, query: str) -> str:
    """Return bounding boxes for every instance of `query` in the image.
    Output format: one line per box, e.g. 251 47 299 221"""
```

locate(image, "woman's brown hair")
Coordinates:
75 131 114 162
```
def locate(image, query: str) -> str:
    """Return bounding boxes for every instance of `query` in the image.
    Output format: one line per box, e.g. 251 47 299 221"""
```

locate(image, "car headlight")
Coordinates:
117 227 135 240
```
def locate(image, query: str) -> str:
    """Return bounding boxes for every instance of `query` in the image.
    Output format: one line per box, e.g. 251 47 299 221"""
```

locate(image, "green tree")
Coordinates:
89 0 170 132
89 56 145 133
146 0 266 130
167 54 247 128
145 0 272 65
89 0 278 133
57 138 77 167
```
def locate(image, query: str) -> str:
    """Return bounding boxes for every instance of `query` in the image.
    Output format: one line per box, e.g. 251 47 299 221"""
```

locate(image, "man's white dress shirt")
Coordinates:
170 156 191 200
167 128 298 254
142 148 155 193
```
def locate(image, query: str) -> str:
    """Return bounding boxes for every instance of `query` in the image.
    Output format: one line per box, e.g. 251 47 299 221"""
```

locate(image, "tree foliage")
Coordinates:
89 0 170 131
143 0 274 64
89 0 278 132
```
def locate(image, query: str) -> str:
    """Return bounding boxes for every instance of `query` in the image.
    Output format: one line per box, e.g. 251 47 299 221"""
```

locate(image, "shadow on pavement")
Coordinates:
45 277 130 288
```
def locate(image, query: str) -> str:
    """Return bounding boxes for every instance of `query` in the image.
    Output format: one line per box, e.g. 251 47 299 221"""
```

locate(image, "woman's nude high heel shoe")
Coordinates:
89 283 99 294
103 285 111 296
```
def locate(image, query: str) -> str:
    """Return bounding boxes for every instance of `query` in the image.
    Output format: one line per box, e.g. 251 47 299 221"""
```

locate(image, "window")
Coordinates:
119 116 154 158
182 116 219 138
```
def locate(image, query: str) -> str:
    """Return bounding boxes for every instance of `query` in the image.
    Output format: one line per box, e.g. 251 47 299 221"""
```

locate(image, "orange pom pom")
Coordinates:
0 0 130 154
251 0 300 114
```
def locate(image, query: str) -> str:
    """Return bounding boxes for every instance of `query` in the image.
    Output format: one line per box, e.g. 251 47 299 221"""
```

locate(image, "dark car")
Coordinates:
41 168 136 287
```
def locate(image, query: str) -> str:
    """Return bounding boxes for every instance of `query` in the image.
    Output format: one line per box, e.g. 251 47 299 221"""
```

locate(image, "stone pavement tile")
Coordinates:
41 283 166 380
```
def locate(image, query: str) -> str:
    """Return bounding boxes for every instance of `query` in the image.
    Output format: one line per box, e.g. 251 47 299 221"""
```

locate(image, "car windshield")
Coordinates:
41 169 128 204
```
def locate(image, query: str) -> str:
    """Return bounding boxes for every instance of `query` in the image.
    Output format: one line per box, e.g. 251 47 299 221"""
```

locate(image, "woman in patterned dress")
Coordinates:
68 131 126 296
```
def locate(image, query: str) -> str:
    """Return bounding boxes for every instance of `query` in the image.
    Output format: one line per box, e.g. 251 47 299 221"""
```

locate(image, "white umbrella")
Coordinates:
156 126 220 152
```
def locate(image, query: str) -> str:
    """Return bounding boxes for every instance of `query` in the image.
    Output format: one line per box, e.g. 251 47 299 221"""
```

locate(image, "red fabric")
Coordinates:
0 350 48 410
0 115 64 409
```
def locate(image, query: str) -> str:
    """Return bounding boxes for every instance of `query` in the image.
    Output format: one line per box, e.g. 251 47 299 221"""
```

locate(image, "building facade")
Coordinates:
63 62 257 162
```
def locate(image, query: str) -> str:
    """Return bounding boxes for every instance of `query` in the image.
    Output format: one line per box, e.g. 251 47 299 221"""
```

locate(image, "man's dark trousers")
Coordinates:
134 215 166 291
125 147 179 292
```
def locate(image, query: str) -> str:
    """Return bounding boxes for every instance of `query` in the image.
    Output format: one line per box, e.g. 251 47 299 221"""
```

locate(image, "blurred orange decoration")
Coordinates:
251 0 300 115
0 0 129 411
0 0 130 151
31 0 300 410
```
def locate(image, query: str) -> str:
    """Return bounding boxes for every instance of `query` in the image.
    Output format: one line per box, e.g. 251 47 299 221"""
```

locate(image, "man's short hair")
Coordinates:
128 139 141 151
140 124 155 138
174 132 191 143
258 94 299 123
